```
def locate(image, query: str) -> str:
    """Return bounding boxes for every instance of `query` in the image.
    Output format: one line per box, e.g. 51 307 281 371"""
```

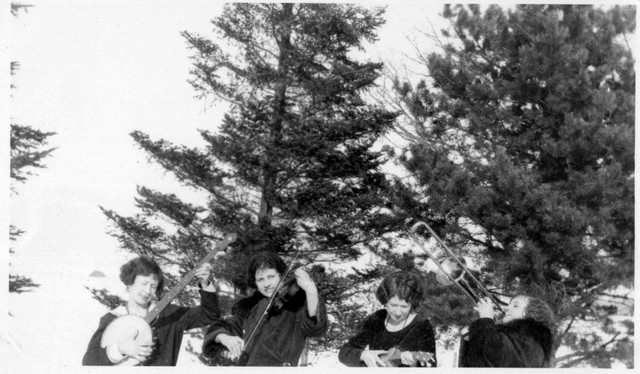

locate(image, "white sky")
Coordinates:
8 1 447 282
5 1 452 369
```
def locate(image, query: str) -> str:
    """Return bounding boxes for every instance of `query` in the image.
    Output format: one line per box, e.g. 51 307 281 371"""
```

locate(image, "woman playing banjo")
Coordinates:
82 256 220 366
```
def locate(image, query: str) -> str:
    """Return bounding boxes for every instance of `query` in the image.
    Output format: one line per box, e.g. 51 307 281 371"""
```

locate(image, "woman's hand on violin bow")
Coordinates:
294 268 317 294
217 334 245 359
294 268 320 317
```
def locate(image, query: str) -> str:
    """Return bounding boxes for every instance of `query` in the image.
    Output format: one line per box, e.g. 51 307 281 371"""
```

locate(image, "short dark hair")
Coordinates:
247 251 287 288
375 271 424 309
516 295 555 330
119 256 164 298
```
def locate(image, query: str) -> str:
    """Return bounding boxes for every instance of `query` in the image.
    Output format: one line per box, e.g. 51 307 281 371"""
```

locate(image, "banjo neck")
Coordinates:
144 233 237 324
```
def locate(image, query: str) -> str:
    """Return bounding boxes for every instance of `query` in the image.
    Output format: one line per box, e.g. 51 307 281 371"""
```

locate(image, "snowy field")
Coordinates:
4 235 459 370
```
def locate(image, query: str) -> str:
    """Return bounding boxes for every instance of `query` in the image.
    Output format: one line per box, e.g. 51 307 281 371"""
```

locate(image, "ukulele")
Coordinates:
380 346 435 367
100 233 237 366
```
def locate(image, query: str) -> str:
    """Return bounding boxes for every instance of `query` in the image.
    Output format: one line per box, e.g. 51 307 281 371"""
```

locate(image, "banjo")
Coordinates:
100 233 237 366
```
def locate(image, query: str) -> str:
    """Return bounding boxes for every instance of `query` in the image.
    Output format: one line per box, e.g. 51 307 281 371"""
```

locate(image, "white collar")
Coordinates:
111 301 157 317
111 305 128 317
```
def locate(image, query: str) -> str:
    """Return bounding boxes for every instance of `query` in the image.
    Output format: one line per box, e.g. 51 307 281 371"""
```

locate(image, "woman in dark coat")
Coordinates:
202 251 328 366
339 272 437 367
460 295 555 367
82 256 220 366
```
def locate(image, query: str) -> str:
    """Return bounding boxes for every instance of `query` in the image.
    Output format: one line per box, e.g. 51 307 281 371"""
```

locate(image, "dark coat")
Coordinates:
338 309 437 367
460 317 553 368
202 289 328 366
82 289 220 366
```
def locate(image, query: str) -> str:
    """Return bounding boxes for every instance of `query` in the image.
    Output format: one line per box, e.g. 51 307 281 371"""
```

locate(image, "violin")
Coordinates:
235 260 324 365
268 264 324 315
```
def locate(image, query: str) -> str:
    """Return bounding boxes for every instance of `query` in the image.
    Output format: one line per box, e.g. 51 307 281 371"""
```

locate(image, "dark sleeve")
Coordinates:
82 314 115 366
201 300 250 359
416 319 437 367
338 313 378 367
299 293 328 338
160 289 221 332
467 318 517 366
209 312 244 338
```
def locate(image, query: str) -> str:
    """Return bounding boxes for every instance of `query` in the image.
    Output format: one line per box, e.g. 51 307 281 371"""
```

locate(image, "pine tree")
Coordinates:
10 2 33 17
10 124 56 186
100 3 401 356
9 2 55 190
10 2 56 293
391 4 634 367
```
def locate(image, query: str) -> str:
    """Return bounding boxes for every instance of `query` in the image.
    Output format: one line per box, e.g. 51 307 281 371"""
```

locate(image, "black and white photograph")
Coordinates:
5 1 636 371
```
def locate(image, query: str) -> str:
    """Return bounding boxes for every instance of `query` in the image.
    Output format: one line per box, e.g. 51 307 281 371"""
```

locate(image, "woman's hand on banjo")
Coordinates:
195 263 216 291
117 331 154 363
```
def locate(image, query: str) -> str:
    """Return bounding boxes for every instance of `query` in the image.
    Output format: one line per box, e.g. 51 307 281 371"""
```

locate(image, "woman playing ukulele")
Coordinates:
339 271 437 367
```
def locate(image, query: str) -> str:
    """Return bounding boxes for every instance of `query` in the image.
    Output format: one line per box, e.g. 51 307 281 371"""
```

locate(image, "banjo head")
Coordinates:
100 314 153 366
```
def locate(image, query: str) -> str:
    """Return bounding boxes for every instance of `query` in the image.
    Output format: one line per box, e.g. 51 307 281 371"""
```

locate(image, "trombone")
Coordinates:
408 221 505 312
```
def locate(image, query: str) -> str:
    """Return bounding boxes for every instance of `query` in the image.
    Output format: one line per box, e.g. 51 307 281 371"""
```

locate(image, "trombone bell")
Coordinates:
435 257 466 286
408 220 505 312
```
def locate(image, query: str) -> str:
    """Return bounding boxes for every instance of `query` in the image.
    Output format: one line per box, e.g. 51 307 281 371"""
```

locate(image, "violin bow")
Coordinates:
239 248 303 359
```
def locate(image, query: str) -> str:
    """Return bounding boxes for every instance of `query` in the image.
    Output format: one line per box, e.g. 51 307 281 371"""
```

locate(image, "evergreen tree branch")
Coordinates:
11 3 33 16
556 332 623 366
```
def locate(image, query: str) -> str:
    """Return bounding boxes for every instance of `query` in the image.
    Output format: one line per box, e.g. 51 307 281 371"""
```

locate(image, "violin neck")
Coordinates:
241 253 301 352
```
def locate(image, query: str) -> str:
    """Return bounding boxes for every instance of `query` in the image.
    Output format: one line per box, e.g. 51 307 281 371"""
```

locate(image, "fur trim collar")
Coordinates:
501 318 553 362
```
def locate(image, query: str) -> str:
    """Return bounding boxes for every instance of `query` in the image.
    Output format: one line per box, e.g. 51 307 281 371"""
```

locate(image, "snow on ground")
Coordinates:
7 236 124 370
6 235 633 370
6 240 464 370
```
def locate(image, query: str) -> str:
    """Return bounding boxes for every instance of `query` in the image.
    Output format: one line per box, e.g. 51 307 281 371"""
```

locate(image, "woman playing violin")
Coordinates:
202 251 328 366
339 271 437 367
